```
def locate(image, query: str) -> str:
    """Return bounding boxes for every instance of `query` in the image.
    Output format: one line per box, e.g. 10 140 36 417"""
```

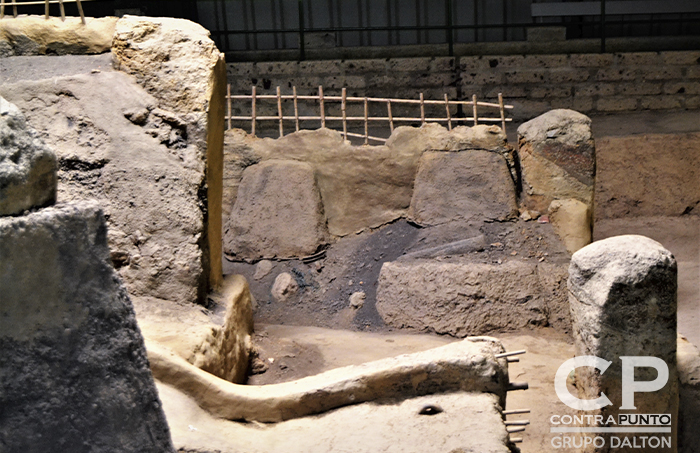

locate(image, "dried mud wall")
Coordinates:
228 50 700 121
0 15 226 304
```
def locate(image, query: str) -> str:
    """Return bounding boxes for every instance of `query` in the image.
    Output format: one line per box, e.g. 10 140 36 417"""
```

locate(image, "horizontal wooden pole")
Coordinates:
7 0 93 5
229 94 513 109
229 115 510 123
344 131 387 142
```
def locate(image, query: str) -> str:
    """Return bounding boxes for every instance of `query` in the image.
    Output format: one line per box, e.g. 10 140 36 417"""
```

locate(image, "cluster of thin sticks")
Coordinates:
0 0 88 24
227 85 514 144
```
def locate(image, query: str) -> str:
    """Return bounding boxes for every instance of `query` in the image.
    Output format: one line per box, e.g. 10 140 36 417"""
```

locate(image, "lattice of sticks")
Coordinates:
227 85 514 144
0 0 90 24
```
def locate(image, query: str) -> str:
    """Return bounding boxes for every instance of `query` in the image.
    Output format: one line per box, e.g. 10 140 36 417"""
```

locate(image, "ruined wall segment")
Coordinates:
0 96 173 453
113 15 226 294
228 51 700 120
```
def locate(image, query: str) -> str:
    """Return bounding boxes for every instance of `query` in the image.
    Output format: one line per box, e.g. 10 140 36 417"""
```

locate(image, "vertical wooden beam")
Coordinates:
387 100 394 133
75 0 85 23
498 92 506 134
364 97 369 145
419 92 425 125
58 0 65 21
11 0 17 18
1 0 6 20
226 84 232 130
277 86 284 137
251 86 257 136
341 87 348 140
319 85 326 129
444 93 452 131
293 86 300 132
45 0 49 19
472 94 478 126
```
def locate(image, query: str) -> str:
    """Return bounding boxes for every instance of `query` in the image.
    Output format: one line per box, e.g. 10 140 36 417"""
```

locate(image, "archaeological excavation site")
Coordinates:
0 2 699 453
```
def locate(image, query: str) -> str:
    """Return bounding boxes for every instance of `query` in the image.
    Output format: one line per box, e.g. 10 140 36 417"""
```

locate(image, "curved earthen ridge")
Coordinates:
146 336 510 423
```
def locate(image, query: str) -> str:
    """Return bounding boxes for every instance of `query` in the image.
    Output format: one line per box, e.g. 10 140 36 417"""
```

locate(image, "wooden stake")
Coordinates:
1 0 6 19
364 97 369 145
293 86 300 132
387 100 394 132
277 86 283 137
251 86 257 136
226 83 231 130
472 94 478 126
319 85 325 129
45 0 49 19
503 409 531 415
444 93 452 131
419 92 425 125
498 92 506 133
341 88 347 139
58 0 65 20
76 0 85 24
11 0 17 17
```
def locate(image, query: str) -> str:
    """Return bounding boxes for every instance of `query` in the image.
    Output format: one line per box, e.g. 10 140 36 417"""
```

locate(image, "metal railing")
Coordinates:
0 0 91 23
226 84 513 144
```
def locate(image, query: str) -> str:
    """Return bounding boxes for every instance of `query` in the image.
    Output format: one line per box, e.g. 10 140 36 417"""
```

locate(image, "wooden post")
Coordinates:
58 0 65 20
319 85 326 129
45 0 49 19
293 86 300 132
11 0 17 18
364 97 369 145
444 93 452 131
251 86 257 136
387 100 394 133
341 87 348 140
75 0 85 24
1 0 6 20
498 92 506 133
226 84 232 130
277 86 284 137
419 92 425 125
472 94 478 126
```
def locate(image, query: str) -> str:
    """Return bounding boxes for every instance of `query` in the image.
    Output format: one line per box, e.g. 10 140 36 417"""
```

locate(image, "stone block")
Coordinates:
678 335 700 453
572 96 595 113
459 56 491 71
569 53 614 68
595 68 637 81
614 51 661 66
568 235 678 453
517 109 596 213
484 55 525 69
523 54 569 68
342 58 387 73
113 16 227 295
0 96 56 216
664 82 700 95
504 69 547 84
617 82 663 96
528 86 572 99
0 201 173 453
0 15 116 56
376 258 568 337
526 26 566 43
387 57 432 73
641 67 685 81
686 66 700 79
412 72 457 87
408 150 517 226
461 71 504 85
224 159 329 260
548 68 591 84
574 83 615 97
299 59 341 75
596 96 638 112
661 51 700 66
430 56 456 72
641 95 683 110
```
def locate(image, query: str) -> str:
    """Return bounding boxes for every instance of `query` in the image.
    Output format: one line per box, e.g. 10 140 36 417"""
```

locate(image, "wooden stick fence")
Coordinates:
227 85 513 144
0 0 89 23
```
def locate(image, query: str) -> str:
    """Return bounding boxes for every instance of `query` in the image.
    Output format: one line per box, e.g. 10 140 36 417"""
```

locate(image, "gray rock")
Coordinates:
0 201 173 453
408 150 517 226
376 258 569 337
678 335 700 453
0 96 56 216
568 235 678 452
271 272 299 302
517 109 595 213
350 291 366 309
224 160 329 260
